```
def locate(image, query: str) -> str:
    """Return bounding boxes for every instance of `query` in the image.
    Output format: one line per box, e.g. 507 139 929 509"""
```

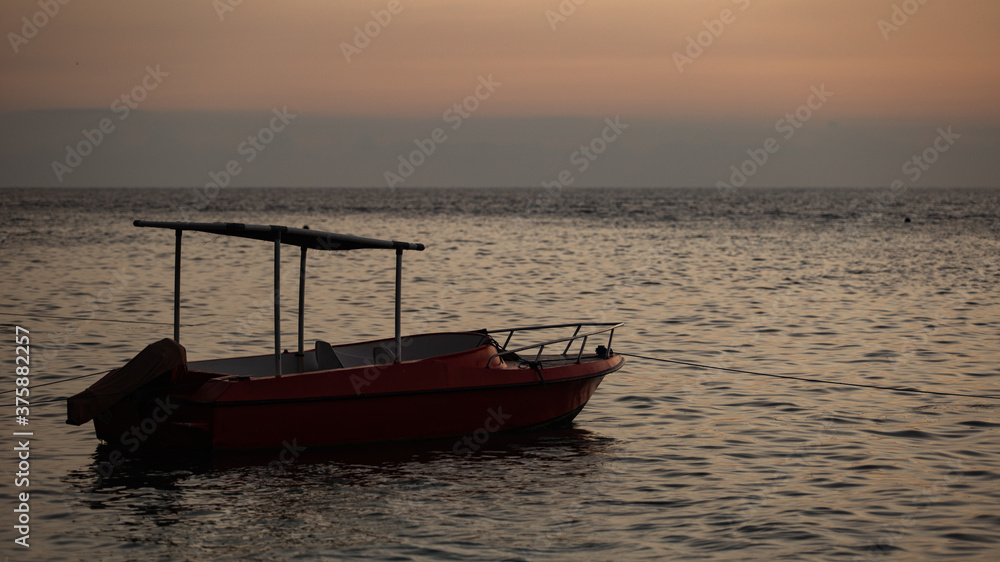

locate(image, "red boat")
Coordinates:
67 221 624 451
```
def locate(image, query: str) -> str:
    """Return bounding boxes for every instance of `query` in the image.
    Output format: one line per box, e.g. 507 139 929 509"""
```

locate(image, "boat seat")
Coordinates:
315 340 345 370
373 345 395 365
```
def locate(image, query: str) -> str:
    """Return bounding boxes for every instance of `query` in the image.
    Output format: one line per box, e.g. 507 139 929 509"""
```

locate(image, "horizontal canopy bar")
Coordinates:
134 220 424 252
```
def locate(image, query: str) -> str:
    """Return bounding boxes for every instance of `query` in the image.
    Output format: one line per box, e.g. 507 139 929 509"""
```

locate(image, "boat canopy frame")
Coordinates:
134 220 425 376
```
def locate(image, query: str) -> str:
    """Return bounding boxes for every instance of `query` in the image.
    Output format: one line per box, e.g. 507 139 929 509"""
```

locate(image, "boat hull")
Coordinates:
90 342 623 451
205 373 607 450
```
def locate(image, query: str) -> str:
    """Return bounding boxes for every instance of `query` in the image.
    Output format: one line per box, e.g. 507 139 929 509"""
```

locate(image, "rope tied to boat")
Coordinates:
621 353 1000 401
0 369 109 395
516 359 547 387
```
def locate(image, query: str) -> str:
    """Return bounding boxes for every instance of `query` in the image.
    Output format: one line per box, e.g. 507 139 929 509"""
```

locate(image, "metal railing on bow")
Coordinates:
485 322 623 368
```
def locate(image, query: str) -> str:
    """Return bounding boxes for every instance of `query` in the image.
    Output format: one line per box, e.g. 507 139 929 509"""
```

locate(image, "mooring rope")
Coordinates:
0 312 198 326
0 369 109 396
620 353 1000 401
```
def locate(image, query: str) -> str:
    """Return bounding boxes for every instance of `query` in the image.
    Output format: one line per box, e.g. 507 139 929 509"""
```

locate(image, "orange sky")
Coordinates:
2 0 999 120
2 0 998 188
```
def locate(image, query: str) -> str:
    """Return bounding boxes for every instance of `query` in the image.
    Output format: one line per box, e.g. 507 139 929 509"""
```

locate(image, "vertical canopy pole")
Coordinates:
173 229 182 343
297 243 307 371
274 231 282 376
394 247 402 363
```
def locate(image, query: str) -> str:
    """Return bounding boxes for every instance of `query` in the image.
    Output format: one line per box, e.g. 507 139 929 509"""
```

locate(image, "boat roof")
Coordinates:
134 220 424 251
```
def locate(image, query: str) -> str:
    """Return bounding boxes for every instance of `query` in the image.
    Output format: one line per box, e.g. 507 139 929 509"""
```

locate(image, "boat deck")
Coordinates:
188 332 493 378
503 353 612 368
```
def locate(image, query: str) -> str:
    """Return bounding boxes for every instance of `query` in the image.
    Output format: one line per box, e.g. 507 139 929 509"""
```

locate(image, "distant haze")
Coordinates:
2 0 998 188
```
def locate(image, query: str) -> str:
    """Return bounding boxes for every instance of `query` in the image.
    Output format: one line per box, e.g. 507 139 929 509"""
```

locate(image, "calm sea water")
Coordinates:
1 187 998 560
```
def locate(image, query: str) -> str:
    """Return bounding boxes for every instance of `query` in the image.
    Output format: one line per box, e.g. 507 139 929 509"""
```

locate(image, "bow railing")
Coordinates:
485 322 622 368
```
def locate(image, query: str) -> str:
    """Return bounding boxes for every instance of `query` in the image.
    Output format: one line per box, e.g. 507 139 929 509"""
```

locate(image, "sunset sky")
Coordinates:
1 0 998 187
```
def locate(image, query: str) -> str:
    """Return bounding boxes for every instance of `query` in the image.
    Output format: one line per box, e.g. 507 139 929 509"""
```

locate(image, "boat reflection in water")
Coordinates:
67 424 628 558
